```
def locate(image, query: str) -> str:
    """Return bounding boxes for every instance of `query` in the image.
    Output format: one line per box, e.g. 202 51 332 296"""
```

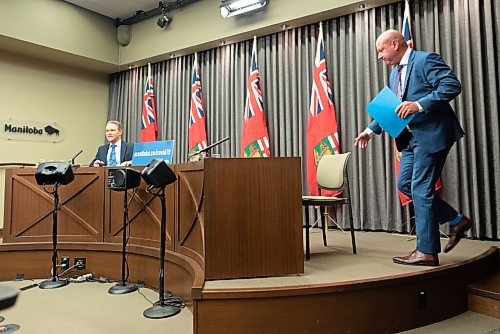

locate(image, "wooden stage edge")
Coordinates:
0 241 497 334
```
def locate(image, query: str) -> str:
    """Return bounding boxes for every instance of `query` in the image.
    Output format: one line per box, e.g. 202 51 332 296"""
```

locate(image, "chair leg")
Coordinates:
347 203 356 254
305 206 311 261
321 206 328 247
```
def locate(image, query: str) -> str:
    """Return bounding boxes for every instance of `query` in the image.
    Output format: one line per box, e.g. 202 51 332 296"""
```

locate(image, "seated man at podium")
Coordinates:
91 120 134 167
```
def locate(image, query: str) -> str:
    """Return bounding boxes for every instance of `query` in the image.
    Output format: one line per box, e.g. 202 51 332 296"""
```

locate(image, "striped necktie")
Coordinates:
108 144 117 166
393 64 404 98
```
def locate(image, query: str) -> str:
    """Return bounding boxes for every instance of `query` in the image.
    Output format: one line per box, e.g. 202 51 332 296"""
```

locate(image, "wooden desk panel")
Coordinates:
176 162 205 268
104 175 176 250
3 167 104 243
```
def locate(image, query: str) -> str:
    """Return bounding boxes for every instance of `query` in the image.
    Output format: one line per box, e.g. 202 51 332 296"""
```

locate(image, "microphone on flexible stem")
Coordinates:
68 150 83 167
187 136 230 160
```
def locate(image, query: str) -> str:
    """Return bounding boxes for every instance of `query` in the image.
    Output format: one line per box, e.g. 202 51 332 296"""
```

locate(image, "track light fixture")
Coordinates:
157 1 173 29
157 15 172 28
220 0 268 18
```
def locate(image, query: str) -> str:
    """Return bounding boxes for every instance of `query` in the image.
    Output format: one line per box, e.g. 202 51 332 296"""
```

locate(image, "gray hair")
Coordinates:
106 120 123 131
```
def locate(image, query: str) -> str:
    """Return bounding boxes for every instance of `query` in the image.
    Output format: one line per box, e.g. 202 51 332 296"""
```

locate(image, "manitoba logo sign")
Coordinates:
1 118 65 142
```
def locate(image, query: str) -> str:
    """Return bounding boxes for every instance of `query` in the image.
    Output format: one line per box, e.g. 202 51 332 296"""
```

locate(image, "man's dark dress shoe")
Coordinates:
443 216 472 253
393 249 439 266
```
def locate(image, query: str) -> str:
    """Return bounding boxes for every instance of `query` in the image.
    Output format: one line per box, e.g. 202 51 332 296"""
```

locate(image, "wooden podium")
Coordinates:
3 157 304 280
175 157 304 279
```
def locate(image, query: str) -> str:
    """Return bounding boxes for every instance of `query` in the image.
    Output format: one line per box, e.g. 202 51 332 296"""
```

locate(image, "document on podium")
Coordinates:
366 86 414 138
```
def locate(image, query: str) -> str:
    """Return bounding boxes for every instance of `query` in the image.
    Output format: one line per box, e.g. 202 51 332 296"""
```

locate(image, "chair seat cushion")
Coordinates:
302 195 339 200
302 195 348 205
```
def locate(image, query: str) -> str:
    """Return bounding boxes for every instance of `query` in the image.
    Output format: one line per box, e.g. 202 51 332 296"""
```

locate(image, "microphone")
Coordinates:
188 137 230 160
68 150 83 166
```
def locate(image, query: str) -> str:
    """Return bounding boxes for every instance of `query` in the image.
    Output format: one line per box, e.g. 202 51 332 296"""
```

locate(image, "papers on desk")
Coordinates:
366 86 414 138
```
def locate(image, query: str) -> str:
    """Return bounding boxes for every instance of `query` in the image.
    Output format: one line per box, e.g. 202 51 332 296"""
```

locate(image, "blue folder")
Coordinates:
366 86 414 138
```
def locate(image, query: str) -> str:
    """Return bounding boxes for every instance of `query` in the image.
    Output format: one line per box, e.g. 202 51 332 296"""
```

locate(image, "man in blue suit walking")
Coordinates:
354 29 472 266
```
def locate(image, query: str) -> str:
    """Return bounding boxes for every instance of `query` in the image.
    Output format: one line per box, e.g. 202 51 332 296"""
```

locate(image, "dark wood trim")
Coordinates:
0 163 36 167
0 228 3 238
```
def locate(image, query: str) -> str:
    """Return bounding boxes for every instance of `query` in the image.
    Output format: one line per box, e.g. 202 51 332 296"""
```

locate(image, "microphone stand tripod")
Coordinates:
39 183 69 289
143 186 180 319
108 190 137 294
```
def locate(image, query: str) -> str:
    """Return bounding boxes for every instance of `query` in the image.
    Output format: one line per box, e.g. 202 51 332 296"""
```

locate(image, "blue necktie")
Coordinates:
393 64 404 98
108 144 117 166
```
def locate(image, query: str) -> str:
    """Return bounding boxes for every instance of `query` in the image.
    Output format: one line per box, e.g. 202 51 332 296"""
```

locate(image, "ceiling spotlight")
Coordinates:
220 0 268 18
157 15 172 28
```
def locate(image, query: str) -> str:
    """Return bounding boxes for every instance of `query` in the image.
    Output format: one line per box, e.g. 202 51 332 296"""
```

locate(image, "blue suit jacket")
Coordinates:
91 141 134 166
369 50 464 153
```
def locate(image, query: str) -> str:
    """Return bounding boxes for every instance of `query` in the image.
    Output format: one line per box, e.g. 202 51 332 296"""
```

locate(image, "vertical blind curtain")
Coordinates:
108 0 499 239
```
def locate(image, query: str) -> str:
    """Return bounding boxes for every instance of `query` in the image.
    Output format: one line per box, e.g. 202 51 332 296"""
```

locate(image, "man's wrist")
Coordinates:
415 102 423 112
365 127 375 137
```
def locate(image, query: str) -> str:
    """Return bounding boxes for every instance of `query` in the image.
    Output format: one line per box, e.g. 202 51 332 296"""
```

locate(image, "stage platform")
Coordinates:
1 230 498 334
195 230 499 334
206 229 499 289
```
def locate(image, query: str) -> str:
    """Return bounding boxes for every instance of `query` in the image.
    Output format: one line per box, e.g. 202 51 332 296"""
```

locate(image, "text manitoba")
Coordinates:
4 124 43 134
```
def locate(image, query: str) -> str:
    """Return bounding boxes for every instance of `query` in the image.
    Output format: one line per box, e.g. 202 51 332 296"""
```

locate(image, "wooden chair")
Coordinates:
302 152 356 260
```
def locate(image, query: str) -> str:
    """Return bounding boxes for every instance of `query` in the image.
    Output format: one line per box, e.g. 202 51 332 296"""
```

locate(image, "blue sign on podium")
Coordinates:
131 140 175 166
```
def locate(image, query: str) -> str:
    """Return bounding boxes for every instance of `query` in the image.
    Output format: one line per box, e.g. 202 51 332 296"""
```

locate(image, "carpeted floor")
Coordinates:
1 230 499 333
0 280 193 334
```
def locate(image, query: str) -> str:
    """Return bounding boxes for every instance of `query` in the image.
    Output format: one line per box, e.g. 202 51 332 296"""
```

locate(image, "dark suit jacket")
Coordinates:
90 141 134 166
369 50 464 153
